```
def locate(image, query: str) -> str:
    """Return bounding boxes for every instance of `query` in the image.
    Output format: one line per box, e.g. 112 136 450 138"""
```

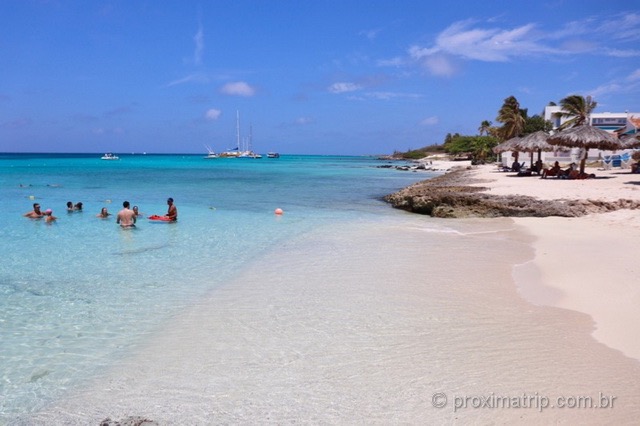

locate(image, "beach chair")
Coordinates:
621 152 633 169
601 155 612 170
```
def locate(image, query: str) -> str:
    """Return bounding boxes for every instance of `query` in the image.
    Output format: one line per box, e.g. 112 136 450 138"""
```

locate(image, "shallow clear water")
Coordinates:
0 153 433 419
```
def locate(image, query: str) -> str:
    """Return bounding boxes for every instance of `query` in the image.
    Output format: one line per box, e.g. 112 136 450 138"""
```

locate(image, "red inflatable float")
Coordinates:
148 215 172 222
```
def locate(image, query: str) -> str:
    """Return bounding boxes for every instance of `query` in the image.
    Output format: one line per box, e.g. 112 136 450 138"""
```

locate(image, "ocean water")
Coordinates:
0 153 435 420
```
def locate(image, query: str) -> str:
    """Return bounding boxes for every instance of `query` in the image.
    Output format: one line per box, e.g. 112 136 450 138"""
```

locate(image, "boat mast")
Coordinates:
236 110 241 151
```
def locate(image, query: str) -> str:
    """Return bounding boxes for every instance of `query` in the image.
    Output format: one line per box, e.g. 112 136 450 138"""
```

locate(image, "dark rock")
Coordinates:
100 416 158 426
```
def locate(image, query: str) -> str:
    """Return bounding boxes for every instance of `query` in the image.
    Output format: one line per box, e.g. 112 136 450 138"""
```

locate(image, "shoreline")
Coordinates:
390 160 640 360
512 212 640 361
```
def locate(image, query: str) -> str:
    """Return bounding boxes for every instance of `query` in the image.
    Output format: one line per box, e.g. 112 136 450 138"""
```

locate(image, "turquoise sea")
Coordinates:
0 153 434 420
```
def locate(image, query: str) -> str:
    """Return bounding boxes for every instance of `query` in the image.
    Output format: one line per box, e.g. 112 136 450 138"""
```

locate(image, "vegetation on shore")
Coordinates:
392 94 594 164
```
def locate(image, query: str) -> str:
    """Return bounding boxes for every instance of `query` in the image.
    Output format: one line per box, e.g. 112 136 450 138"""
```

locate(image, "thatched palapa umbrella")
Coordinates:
492 136 521 154
620 134 640 149
492 136 524 167
513 130 569 164
547 125 623 174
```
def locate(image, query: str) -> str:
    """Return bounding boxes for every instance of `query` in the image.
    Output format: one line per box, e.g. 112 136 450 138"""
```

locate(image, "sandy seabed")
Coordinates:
19 163 640 425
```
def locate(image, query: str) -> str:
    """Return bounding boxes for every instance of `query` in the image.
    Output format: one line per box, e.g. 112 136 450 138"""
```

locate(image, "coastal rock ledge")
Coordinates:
384 168 640 218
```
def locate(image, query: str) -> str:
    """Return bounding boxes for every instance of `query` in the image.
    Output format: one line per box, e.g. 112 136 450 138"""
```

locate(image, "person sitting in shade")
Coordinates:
541 161 561 179
557 163 577 179
631 161 640 174
532 159 543 175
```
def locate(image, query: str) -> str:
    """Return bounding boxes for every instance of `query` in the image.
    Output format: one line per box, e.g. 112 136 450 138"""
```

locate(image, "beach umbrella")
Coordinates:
620 134 640 149
492 136 521 154
547 125 623 174
513 131 569 163
492 136 523 165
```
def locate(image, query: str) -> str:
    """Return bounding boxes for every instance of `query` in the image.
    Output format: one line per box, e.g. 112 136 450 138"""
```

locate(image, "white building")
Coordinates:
541 106 639 165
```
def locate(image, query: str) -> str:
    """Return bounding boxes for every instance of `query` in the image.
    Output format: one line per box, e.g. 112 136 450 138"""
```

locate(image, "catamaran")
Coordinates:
219 111 261 158
218 111 243 157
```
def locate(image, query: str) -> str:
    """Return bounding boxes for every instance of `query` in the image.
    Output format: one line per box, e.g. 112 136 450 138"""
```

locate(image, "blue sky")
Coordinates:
1 1 639 155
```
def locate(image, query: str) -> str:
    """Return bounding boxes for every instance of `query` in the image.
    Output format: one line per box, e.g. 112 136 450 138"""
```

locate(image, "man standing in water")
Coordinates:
24 203 44 218
116 201 136 228
166 197 177 222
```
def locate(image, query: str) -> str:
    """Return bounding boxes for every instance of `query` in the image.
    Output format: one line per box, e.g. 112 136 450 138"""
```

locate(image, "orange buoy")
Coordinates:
274 208 283 215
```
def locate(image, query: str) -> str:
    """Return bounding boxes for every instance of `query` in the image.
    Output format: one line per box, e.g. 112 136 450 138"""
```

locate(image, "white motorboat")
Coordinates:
203 145 219 159
101 153 119 160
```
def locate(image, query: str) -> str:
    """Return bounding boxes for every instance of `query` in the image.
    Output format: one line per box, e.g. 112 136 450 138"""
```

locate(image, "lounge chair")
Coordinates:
601 155 612 170
621 152 633 169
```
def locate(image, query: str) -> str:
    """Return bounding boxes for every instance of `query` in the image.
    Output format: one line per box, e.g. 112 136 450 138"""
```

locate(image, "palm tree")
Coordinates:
478 120 492 136
495 96 525 142
558 95 597 129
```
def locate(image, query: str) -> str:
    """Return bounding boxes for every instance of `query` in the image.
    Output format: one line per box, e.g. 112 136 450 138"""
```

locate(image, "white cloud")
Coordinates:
359 28 381 40
595 12 640 42
420 116 439 126
365 92 422 100
423 54 457 77
295 117 312 125
408 45 438 60
406 13 640 73
628 69 640 81
220 81 256 97
377 57 405 67
432 20 559 62
194 25 204 65
328 82 362 94
205 109 221 120
166 73 209 87
588 82 624 98
605 48 640 58
584 68 640 98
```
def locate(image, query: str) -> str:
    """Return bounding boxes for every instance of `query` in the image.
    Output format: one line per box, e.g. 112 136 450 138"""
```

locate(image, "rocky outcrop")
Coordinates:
384 168 640 218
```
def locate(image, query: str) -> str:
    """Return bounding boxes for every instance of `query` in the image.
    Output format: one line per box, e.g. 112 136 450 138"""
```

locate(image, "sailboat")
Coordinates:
219 111 243 158
238 124 262 159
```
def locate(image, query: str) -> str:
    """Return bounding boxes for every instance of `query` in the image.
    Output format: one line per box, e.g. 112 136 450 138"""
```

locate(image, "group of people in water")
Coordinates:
23 198 177 227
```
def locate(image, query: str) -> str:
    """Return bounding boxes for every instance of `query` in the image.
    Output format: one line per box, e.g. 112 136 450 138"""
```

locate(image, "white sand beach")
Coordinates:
467 163 640 361
24 162 640 424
